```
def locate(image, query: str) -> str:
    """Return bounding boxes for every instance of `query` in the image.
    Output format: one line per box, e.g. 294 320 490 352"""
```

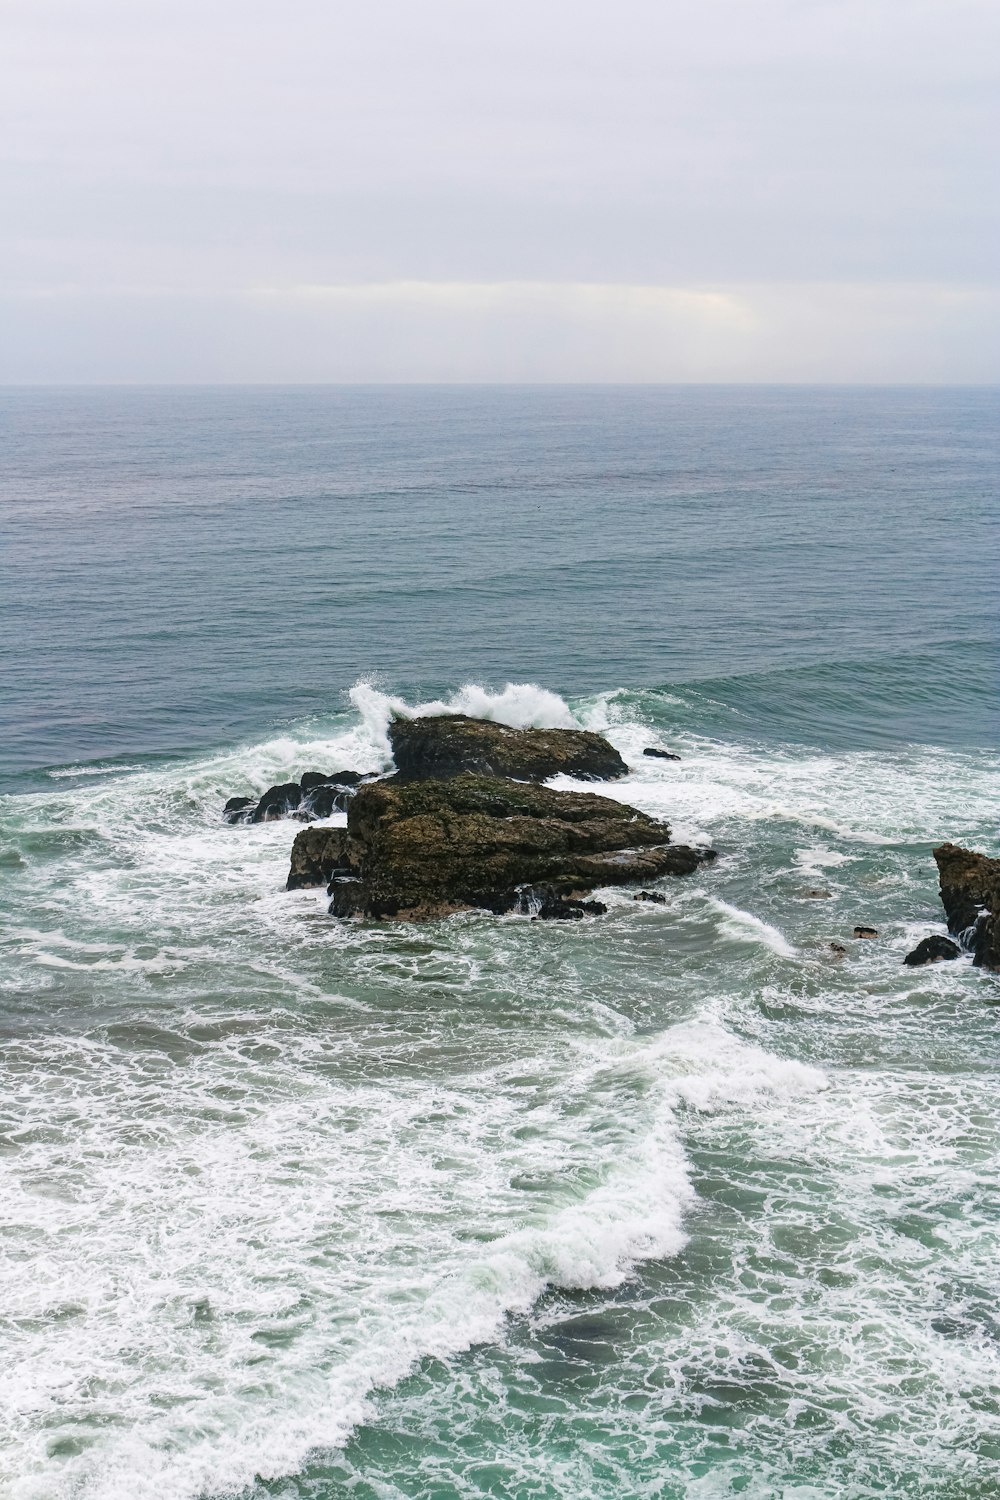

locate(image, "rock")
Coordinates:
223 796 255 824
250 782 302 823
328 877 365 918
800 888 833 900
387 713 628 783
300 783 355 820
308 773 717 920
517 886 609 919
286 827 353 890
933 843 1000 970
300 770 366 793
642 747 681 761
903 934 961 967
853 926 879 939
829 942 848 956
634 890 667 904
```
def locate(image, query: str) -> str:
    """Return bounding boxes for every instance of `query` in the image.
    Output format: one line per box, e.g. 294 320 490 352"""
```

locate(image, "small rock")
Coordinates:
830 942 848 956
642 747 681 761
300 784 354 820
903 935 961 967
634 891 667 904
853 926 879 939
250 782 302 822
800 888 833 900
223 796 255 824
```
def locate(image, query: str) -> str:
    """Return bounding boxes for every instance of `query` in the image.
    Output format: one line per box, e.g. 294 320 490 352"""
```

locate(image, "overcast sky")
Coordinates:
2 0 998 381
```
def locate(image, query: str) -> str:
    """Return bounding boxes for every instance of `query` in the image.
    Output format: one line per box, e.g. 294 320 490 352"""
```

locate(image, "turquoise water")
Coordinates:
0 387 998 1500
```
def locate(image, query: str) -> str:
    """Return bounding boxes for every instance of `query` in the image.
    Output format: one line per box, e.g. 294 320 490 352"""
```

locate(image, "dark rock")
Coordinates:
300 770 366 793
329 878 365 919
634 890 667 904
642 747 681 761
516 886 608 919
388 713 628 783
299 771 333 794
286 827 353 890
300 784 354 820
933 843 1000 970
223 796 255 824
903 934 961 967
250 782 302 823
800 888 833 899
830 942 848 956
853 926 879 939
306 773 717 920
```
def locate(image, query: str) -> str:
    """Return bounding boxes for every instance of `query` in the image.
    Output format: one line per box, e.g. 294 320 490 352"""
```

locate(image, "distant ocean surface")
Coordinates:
1 385 998 1500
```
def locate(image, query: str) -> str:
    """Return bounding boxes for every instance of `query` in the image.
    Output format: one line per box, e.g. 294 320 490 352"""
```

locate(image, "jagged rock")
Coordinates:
300 783 355 820
311 773 716 920
634 890 667 904
903 934 961 967
250 782 302 823
286 827 353 890
642 747 681 761
853 926 879 939
387 714 628 783
223 796 255 824
300 770 366 793
933 843 1000 970
516 886 608 919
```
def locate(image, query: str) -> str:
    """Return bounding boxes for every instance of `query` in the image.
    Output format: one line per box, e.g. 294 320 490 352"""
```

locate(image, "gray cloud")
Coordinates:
2 0 998 379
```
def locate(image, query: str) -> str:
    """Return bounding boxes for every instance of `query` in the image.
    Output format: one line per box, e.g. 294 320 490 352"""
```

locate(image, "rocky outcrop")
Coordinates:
286 827 353 890
933 843 1000 970
287 773 716 919
642 747 681 761
387 714 628 783
903 934 961 967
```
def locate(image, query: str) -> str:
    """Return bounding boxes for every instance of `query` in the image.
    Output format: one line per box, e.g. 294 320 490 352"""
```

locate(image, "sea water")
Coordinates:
0 386 998 1500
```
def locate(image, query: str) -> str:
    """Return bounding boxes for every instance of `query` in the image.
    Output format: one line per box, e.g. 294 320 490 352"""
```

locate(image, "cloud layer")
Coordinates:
3 0 998 381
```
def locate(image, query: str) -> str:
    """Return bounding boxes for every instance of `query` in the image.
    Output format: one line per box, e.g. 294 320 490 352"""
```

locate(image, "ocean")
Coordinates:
1 384 998 1500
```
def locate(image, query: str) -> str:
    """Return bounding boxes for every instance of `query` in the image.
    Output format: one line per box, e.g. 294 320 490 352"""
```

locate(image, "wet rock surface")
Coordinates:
224 771 370 825
642 746 681 761
933 843 1000 970
297 773 714 920
286 827 353 890
903 934 961 967
387 714 629 783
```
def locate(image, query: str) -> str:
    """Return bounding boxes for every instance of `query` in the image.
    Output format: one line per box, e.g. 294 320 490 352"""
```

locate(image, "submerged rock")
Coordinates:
853 926 879 939
903 934 961 967
634 890 667 904
933 843 1000 970
310 773 716 920
387 714 628 783
642 747 681 761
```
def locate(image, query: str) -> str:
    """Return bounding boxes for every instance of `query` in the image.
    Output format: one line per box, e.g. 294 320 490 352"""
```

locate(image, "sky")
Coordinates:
2 0 998 382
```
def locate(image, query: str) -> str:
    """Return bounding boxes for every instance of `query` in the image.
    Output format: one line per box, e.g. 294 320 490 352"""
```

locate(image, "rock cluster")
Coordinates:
274 715 715 920
932 843 1000 970
289 774 716 919
224 770 368 824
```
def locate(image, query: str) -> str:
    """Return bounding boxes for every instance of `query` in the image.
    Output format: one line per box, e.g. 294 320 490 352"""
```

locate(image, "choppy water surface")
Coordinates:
1 388 998 1500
